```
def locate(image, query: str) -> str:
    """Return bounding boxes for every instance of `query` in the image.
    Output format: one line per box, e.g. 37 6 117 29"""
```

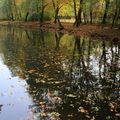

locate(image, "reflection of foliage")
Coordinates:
0 27 120 120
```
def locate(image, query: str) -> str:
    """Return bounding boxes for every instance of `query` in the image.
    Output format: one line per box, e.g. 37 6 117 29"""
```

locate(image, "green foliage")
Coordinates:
0 0 119 25
27 13 40 21
27 12 51 21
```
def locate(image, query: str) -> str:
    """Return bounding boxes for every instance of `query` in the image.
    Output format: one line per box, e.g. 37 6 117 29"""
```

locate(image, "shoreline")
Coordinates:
0 21 120 40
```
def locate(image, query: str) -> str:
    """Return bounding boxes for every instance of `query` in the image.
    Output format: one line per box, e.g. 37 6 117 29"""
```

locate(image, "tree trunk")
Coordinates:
10 12 14 21
54 7 59 23
25 12 29 22
102 0 110 24
112 4 118 27
83 12 86 24
74 0 83 27
73 0 78 26
39 0 47 24
112 0 120 27
55 31 63 50
90 1 93 24
115 0 120 25
40 7 44 23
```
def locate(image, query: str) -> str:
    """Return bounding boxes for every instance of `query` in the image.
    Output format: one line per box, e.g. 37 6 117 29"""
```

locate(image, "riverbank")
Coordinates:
0 21 120 40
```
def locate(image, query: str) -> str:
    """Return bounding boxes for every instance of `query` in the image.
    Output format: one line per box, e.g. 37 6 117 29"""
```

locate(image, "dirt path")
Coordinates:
0 21 120 40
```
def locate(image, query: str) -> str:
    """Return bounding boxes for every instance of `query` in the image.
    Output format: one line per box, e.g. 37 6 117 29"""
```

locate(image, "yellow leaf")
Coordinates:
78 106 88 113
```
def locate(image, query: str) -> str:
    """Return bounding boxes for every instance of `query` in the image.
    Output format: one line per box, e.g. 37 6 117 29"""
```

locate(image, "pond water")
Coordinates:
0 27 120 120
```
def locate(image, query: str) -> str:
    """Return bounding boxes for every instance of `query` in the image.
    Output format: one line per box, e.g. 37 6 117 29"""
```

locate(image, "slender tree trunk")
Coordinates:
13 0 19 20
112 0 120 27
54 7 59 23
115 0 120 25
25 12 29 22
90 10 93 24
51 0 63 29
51 0 59 24
90 1 93 24
40 0 47 23
102 0 110 24
83 12 86 24
17 8 22 20
112 3 118 27
10 12 14 21
51 0 57 23
116 9 120 25
74 0 83 27
40 7 44 23
55 31 63 50
79 0 83 24
77 6 82 26
73 0 77 26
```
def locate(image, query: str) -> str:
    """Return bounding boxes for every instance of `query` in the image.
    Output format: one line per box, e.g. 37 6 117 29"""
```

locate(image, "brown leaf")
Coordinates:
44 63 49 68
28 68 36 74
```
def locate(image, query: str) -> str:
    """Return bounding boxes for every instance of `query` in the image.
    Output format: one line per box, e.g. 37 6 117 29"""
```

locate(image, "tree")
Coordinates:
112 0 120 27
51 0 65 29
102 0 110 24
39 0 48 24
1 0 14 20
73 0 83 27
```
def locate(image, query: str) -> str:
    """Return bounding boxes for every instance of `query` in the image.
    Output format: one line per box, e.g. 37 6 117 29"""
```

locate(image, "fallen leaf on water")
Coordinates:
67 114 73 117
39 102 46 105
41 80 46 83
44 63 49 68
78 106 88 113
85 115 91 118
109 102 117 112
43 73 48 78
115 113 120 117
28 68 37 74
91 116 95 120
66 94 76 98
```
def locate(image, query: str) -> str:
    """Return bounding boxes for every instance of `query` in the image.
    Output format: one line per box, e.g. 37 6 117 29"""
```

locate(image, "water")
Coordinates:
0 27 120 120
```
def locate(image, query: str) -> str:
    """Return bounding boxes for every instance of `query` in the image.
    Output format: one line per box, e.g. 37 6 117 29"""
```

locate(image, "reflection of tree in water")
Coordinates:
55 31 64 51
25 29 45 47
0 27 120 120
61 36 120 120
0 104 3 113
0 27 66 119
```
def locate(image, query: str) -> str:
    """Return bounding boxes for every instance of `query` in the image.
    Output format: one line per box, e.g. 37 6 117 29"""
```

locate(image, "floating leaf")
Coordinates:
67 94 76 98
85 115 91 118
39 102 46 105
28 68 36 74
41 80 46 83
78 106 88 113
91 116 95 120
115 113 120 117
44 63 49 68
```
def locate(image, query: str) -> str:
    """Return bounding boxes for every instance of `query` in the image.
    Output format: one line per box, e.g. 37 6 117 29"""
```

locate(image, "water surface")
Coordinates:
0 27 120 120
